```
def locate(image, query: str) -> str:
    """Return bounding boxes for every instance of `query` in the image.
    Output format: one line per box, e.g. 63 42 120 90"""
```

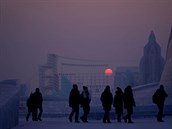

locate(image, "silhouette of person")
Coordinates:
113 87 124 122
80 86 91 123
153 85 168 122
123 85 135 123
100 85 113 123
69 84 80 123
26 93 35 121
33 88 43 121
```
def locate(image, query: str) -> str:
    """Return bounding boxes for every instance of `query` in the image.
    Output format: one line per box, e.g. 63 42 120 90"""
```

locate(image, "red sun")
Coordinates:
104 68 113 76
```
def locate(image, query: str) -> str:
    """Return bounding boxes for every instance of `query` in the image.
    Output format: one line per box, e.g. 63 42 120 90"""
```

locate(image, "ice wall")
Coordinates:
0 84 20 129
160 28 172 105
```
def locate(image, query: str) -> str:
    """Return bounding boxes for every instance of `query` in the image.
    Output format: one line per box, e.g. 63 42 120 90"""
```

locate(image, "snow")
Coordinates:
12 117 172 129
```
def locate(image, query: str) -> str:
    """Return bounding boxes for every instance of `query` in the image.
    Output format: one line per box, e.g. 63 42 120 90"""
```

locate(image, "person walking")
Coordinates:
33 88 43 121
69 84 80 123
153 85 168 122
26 93 35 121
123 85 135 123
113 87 124 122
80 86 91 123
100 85 113 123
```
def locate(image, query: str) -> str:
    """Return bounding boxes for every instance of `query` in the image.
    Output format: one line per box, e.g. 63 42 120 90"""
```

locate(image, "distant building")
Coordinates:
58 62 114 98
139 31 165 85
39 54 114 98
114 66 139 88
39 54 59 96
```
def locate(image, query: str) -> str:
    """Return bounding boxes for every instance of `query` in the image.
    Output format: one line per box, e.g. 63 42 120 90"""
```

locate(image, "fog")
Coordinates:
0 0 171 90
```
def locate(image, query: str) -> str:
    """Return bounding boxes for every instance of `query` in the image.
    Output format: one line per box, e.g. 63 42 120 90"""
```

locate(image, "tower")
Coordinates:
139 31 165 84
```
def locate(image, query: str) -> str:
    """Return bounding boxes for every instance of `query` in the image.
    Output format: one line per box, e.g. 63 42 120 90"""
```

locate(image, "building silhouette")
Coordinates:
139 31 165 85
39 55 114 98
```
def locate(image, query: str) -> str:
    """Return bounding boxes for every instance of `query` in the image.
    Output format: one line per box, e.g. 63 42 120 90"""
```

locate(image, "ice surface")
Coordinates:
12 117 172 129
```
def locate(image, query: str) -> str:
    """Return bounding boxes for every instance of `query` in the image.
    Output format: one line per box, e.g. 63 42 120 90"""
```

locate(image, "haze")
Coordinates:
0 0 171 89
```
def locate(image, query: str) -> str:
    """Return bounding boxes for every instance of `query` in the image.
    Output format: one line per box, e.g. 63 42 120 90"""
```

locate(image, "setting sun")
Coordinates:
104 68 113 76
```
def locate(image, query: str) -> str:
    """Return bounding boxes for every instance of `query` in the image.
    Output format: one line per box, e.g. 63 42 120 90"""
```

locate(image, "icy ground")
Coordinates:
12 117 172 129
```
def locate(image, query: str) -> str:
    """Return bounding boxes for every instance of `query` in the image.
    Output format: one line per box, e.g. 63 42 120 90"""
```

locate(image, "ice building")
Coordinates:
160 27 172 105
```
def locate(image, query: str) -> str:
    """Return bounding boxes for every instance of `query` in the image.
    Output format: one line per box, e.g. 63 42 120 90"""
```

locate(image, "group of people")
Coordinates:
69 84 91 123
26 88 43 121
25 84 168 123
68 84 168 123
100 85 135 123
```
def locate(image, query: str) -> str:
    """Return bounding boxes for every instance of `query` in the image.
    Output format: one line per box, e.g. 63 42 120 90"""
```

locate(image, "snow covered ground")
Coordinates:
12 116 172 129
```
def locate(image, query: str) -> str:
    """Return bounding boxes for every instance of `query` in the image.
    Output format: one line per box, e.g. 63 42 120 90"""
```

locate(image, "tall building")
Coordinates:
160 27 172 105
139 31 165 85
39 54 114 98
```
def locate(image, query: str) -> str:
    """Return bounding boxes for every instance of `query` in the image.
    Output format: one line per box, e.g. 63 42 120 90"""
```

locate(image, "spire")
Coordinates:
149 31 156 42
169 26 172 42
166 26 172 60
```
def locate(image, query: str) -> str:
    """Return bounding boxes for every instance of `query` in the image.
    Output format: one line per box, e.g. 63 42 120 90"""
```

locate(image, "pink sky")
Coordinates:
0 0 172 89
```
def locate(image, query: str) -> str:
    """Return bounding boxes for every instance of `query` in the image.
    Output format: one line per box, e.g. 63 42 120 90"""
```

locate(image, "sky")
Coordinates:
0 0 172 90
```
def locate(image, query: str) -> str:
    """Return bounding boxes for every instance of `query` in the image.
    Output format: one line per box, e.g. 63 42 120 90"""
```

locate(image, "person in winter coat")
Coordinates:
32 88 43 121
153 85 168 122
113 87 124 122
123 85 135 123
69 84 80 123
26 93 35 121
80 86 91 123
100 85 113 123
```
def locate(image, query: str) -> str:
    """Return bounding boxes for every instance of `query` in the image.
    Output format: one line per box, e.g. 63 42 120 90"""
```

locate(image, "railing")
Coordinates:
132 82 159 91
